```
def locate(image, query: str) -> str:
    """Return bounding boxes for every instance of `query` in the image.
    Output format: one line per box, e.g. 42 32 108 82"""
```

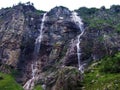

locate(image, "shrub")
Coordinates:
0 76 3 80
101 52 120 73
115 24 120 33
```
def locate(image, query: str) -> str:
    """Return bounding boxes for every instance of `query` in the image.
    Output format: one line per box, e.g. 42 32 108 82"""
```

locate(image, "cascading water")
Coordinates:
23 13 47 90
34 13 47 55
23 62 38 90
71 12 85 73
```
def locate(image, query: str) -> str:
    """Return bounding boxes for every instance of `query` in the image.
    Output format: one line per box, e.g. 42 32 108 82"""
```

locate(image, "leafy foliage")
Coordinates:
101 52 120 73
110 5 120 13
0 72 23 90
33 85 42 90
115 24 120 33
83 52 120 90
76 5 120 33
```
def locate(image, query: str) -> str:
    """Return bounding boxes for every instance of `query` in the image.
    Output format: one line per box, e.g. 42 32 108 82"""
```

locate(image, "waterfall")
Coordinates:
34 13 47 55
23 13 47 90
23 62 38 90
71 12 85 73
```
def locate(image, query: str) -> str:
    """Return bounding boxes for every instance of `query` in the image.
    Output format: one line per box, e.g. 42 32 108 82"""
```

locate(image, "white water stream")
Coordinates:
34 13 47 54
23 11 84 90
23 13 47 90
23 62 38 90
71 12 85 73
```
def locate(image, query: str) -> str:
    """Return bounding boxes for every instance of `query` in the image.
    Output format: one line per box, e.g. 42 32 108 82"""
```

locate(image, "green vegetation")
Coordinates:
0 72 23 90
33 85 42 90
115 24 120 33
76 5 120 33
101 52 120 73
83 52 120 90
36 10 46 15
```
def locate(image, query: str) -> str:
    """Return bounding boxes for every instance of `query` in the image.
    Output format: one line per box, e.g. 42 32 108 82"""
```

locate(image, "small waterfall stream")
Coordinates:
23 13 47 90
71 12 85 73
34 13 47 55
23 62 38 90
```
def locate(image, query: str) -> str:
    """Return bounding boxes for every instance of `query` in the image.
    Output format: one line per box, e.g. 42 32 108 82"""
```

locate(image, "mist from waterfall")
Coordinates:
71 12 85 73
23 13 47 90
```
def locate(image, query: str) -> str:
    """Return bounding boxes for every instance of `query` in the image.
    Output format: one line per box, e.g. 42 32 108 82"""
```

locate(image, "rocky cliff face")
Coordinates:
75 6 120 61
0 3 120 90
